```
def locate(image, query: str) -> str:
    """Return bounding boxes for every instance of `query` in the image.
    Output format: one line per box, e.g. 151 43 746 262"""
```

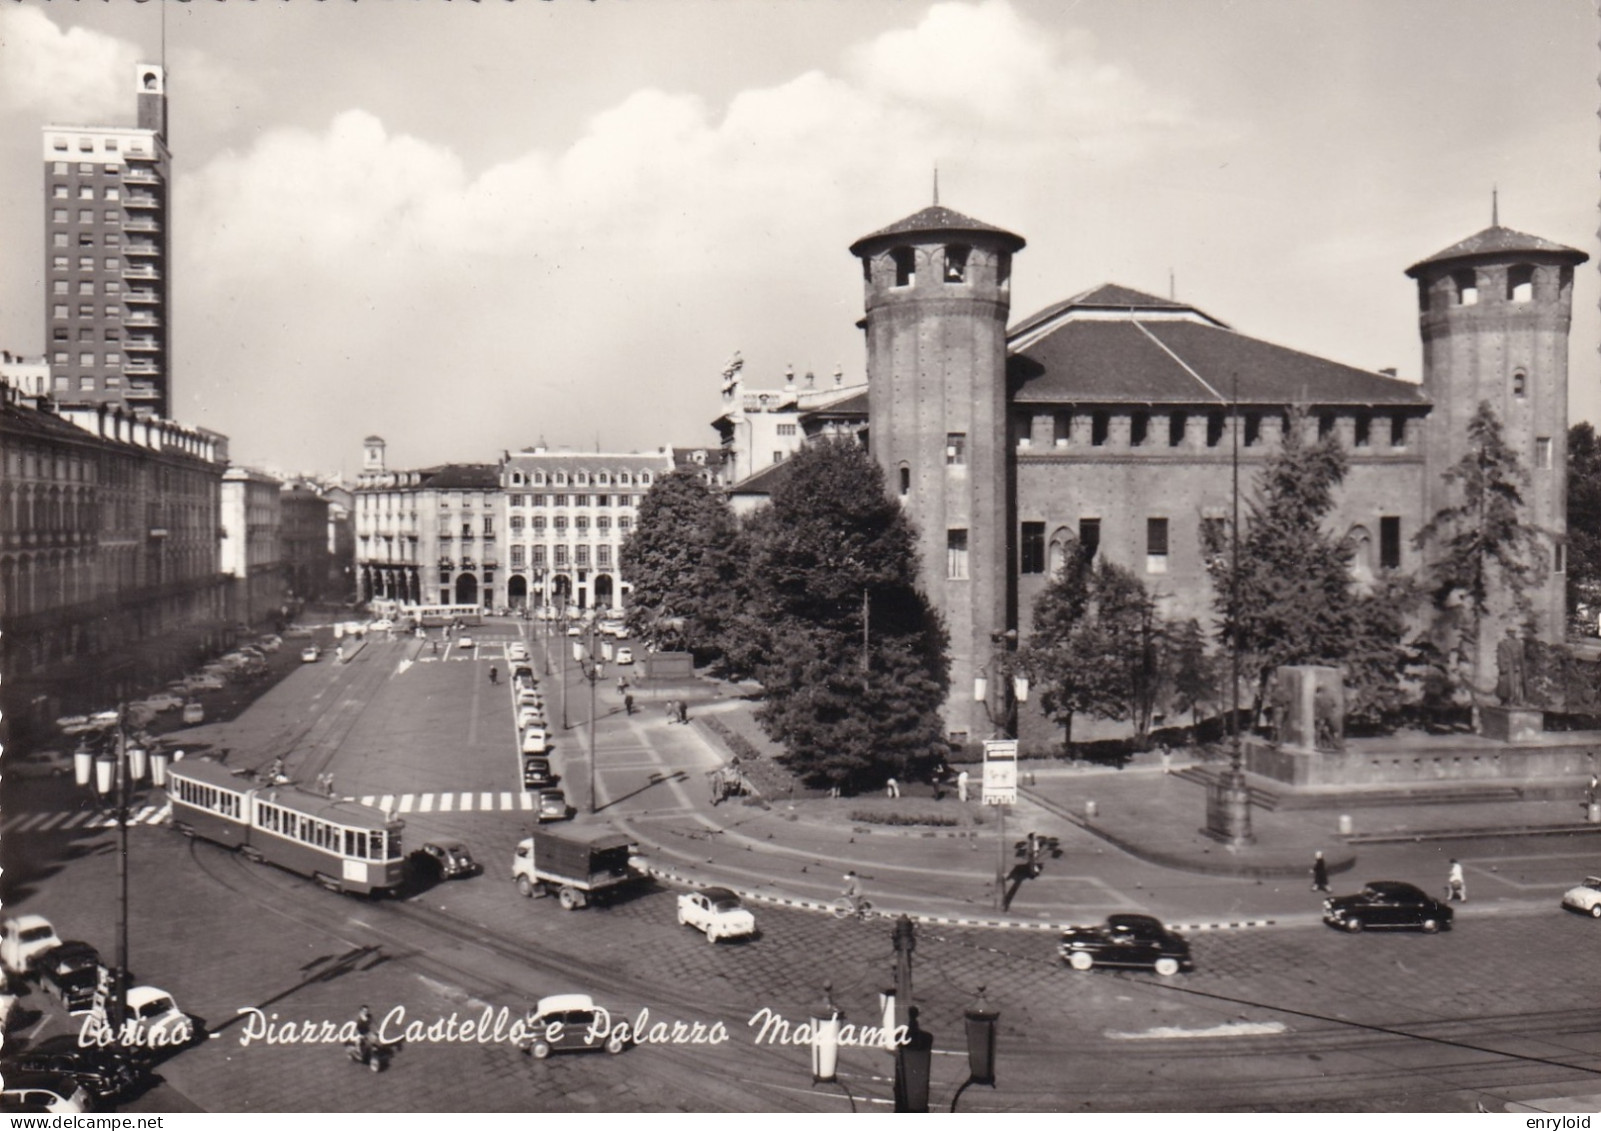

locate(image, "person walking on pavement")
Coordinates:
1311 850 1329 893
884 776 900 799
489 666 499 685
624 692 635 716
1447 858 1467 902
957 769 970 802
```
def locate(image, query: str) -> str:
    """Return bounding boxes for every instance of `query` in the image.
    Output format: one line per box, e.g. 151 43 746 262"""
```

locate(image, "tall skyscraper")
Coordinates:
41 63 171 417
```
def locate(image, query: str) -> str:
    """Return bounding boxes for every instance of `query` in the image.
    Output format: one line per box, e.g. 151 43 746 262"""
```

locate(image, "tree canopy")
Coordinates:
1567 422 1601 617
741 439 949 791
618 469 740 661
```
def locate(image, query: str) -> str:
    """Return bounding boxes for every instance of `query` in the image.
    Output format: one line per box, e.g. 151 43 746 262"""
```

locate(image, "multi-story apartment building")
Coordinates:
41 64 171 416
219 467 285 628
353 437 501 609
280 482 332 603
501 448 672 612
712 363 867 487
1 388 228 746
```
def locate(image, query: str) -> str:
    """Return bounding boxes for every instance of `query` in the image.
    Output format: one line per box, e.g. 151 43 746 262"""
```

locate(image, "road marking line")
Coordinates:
499 792 513 811
15 813 51 831
380 795 395 813
1108 1021 1287 1040
480 792 493 810
361 796 377 807
60 812 93 829
131 805 159 823
519 792 534 810
35 813 70 831
399 794 415 813
459 792 474 811
421 794 435 813
440 793 454 812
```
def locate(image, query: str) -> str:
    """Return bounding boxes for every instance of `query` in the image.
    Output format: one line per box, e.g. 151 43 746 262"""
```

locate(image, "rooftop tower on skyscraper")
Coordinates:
41 63 172 417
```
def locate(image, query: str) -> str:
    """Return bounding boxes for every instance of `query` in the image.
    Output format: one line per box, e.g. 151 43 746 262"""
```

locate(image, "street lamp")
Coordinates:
574 630 605 815
949 986 1000 1112
976 631 1028 911
71 705 168 1036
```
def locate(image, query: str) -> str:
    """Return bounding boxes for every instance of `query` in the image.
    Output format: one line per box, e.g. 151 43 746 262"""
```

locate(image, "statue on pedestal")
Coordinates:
1495 628 1529 707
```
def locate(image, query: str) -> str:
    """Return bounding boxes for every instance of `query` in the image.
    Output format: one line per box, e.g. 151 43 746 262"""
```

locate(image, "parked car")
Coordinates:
181 702 205 726
1 915 61 976
518 994 627 1058
188 674 226 691
0 1070 93 1113
123 985 193 1048
2 1036 145 1104
3 748 76 779
518 707 547 730
522 728 551 755
523 757 557 789
456 635 475 650
536 788 571 822
508 643 530 662
614 647 634 665
300 645 321 663
256 635 283 652
137 692 183 713
1560 875 1601 918
1323 881 1453 933
677 887 757 943
1058 914 1193 975
32 941 102 1012
283 625 314 639
371 619 394 632
517 689 543 709
412 841 481 881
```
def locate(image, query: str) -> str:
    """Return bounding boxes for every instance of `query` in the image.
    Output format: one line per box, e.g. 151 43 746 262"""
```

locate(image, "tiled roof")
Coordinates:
1012 317 1427 408
1010 283 1227 341
1406 225 1589 276
728 457 797 498
850 205 1025 255
421 464 501 490
802 390 868 420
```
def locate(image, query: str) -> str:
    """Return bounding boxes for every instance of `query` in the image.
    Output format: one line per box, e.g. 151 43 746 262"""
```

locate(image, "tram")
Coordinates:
408 603 484 628
165 758 406 896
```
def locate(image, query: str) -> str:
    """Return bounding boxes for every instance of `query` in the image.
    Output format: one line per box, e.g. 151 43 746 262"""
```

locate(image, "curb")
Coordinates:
634 861 1283 934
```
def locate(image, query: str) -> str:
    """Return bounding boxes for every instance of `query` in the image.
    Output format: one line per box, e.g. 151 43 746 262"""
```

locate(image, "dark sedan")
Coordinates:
1058 913 1193 976
32 942 102 1013
1323 881 1453 933
2 1036 146 1104
413 842 481 881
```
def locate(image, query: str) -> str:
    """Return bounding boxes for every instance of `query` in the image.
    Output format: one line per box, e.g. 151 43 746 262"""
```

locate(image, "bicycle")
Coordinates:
831 895 875 921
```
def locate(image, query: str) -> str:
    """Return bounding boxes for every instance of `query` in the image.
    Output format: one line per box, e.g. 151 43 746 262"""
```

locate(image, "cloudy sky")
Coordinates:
0 1 1594 476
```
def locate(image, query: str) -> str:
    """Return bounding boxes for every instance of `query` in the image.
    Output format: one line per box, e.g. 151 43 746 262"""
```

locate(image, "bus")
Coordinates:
407 603 483 628
166 758 406 896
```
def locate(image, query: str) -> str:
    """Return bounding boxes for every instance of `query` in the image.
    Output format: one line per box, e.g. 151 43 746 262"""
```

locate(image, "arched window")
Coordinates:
1453 270 1478 306
898 464 910 497
1507 264 1535 303
943 245 969 283
891 247 916 288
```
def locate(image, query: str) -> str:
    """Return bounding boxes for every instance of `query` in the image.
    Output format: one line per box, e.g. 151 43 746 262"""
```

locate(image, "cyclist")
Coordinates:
841 870 863 914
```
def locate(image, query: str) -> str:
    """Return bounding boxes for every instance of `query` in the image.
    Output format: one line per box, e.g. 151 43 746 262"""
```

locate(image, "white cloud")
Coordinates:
0 7 141 123
172 0 1208 466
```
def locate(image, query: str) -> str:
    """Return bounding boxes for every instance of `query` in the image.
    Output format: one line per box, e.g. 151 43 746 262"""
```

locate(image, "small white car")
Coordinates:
1 915 61 975
507 643 530 662
138 692 184 713
188 674 226 691
676 887 756 943
566 624 583 637
615 647 634 665
123 985 193 1048
519 994 626 1058
517 689 542 708
456 636 474 650
1561 876 1601 918
518 707 546 730
181 701 205 725
522 728 551 755
300 646 320 663
371 619 394 632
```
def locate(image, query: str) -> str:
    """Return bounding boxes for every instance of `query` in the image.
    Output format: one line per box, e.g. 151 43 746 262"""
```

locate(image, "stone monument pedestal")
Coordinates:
1202 765 1255 847
1479 705 1543 743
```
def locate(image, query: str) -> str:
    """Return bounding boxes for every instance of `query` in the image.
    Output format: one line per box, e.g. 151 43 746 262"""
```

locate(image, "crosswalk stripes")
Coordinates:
4 803 172 833
399 794 415 813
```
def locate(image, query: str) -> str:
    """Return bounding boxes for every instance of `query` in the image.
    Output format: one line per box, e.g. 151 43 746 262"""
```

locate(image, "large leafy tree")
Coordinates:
740 439 949 791
1415 401 1547 712
619 469 740 661
1567 422 1601 618
1205 409 1414 717
1021 542 1170 748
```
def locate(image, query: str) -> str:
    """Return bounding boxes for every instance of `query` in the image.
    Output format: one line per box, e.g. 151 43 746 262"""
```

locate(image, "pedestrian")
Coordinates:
1447 858 1467 902
624 693 635 716
1588 772 1599 807
489 666 499 685
1311 850 1329 893
677 700 689 725
885 776 900 799
1159 740 1173 775
957 769 970 802
665 700 677 724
